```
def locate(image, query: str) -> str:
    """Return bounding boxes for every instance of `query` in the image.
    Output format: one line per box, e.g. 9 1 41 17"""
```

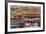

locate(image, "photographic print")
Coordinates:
10 5 41 28
6 1 44 33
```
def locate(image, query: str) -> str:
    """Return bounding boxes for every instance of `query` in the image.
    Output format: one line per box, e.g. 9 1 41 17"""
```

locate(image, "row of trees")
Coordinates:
10 6 40 19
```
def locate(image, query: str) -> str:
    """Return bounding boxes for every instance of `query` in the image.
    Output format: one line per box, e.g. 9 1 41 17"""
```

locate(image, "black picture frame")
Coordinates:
5 1 45 34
